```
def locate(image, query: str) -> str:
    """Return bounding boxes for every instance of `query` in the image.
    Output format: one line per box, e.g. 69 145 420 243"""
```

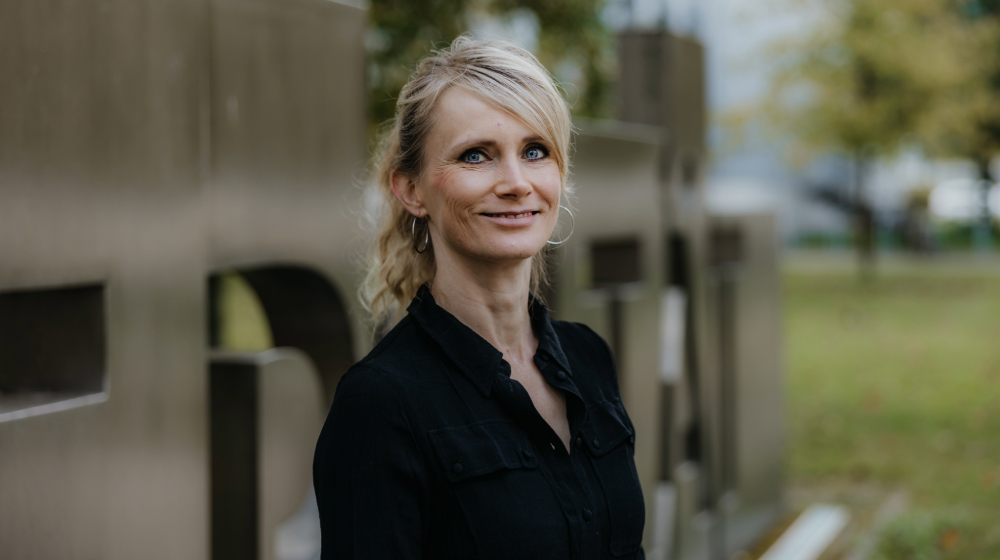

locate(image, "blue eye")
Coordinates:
525 145 548 160
462 150 485 163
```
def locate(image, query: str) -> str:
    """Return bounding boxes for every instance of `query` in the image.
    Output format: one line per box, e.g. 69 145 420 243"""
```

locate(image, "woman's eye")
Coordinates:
462 150 486 163
525 145 548 160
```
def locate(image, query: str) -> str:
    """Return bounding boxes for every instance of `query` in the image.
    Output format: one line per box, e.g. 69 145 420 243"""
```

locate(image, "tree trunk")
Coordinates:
975 157 994 254
854 153 876 279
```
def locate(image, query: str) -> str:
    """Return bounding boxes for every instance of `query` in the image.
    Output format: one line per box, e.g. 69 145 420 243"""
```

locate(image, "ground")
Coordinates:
783 254 1000 559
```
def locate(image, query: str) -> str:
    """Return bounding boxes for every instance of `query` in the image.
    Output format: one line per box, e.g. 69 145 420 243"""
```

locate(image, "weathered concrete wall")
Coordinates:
0 0 210 556
207 0 369 391
556 122 665 554
0 0 366 557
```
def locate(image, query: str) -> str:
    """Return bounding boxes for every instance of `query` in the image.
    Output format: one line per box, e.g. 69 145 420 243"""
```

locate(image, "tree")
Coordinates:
760 0 999 269
939 0 1000 249
366 0 614 131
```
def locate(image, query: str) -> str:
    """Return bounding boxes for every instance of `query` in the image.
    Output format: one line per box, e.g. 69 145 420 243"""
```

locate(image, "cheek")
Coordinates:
426 169 488 233
539 168 563 208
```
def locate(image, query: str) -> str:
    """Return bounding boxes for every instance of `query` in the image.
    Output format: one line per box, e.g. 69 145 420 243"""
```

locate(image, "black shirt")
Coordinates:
313 285 646 559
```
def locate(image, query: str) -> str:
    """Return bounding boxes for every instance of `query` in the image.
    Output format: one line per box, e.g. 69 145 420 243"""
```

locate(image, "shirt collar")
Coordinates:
529 294 572 376
406 284 572 397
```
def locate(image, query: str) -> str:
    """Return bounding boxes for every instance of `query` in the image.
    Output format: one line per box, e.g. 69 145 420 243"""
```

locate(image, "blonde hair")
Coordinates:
361 36 574 328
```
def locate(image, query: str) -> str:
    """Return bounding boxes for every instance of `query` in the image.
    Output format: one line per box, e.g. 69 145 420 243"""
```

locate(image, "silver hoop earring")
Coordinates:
412 216 430 254
547 205 575 246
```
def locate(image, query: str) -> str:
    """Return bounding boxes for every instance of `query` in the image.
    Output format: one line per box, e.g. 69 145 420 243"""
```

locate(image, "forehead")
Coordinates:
429 88 538 143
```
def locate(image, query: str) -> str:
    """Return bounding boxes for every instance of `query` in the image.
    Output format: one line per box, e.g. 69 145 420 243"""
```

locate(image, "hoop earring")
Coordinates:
412 216 430 254
547 205 575 246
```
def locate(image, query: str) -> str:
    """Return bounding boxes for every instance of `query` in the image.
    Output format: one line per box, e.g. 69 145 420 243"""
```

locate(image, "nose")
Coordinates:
494 156 532 199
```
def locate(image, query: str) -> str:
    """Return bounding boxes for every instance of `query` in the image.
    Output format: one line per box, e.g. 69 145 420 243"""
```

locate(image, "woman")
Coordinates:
313 36 646 560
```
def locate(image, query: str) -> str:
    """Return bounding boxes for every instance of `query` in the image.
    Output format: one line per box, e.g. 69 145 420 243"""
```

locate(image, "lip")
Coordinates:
479 209 540 226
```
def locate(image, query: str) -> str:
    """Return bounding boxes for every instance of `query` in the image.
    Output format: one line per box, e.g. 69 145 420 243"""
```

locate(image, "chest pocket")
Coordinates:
582 400 646 558
428 419 539 482
427 420 567 560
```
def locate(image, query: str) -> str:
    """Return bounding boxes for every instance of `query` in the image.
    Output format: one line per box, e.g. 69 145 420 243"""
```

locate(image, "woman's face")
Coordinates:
393 88 562 268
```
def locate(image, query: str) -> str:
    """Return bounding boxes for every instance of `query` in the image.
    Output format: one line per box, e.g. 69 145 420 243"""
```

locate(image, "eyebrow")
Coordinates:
450 135 547 152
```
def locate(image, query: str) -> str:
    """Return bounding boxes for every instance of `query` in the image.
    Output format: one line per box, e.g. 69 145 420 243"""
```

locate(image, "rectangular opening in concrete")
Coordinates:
591 237 642 288
0 283 107 421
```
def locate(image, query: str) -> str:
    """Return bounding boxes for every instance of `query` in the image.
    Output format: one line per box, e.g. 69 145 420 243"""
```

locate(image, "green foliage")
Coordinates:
760 0 1000 162
366 0 613 130
873 511 967 560
959 0 1000 169
491 0 614 117
936 221 1000 249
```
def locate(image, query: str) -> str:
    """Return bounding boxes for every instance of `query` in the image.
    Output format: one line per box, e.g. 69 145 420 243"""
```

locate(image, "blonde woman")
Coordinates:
313 37 646 559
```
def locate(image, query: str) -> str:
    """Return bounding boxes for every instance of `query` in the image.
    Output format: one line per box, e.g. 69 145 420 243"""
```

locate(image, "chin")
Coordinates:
456 235 542 263
444 223 552 264
484 239 548 262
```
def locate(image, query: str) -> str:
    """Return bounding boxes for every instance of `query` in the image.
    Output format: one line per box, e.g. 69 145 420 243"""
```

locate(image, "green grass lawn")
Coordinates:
784 259 1000 559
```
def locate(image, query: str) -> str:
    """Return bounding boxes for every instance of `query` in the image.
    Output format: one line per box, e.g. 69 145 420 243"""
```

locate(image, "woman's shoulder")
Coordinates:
318 314 449 453
352 315 427 374
335 314 441 399
320 318 426 441
549 319 612 361
548 319 621 393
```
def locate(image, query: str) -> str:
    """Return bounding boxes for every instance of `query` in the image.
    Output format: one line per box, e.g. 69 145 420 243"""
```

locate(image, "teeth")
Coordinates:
490 212 532 218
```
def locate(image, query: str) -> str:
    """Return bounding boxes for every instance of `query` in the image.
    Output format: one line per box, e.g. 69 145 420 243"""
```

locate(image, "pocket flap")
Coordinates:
582 401 634 457
428 420 538 483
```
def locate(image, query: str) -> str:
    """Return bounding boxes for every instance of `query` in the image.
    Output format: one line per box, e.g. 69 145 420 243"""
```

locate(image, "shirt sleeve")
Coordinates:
313 365 429 559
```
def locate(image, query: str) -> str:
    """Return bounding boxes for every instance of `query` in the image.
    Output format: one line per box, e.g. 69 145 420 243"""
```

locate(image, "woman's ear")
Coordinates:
390 170 426 218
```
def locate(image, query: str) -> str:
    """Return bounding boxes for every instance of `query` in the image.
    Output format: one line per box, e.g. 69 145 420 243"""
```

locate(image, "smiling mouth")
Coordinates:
481 211 539 219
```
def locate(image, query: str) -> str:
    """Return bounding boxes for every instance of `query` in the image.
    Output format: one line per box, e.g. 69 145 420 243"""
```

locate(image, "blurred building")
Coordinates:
1 4 785 560
605 0 1000 250
585 28 784 560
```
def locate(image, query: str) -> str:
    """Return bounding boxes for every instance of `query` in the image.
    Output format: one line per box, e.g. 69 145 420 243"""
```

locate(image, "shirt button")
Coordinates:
593 438 600 448
575 437 582 448
630 435 635 444
555 370 567 381
582 508 593 522
452 462 464 474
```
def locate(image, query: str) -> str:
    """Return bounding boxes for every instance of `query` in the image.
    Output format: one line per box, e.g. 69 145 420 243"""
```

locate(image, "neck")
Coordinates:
430 248 537 363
